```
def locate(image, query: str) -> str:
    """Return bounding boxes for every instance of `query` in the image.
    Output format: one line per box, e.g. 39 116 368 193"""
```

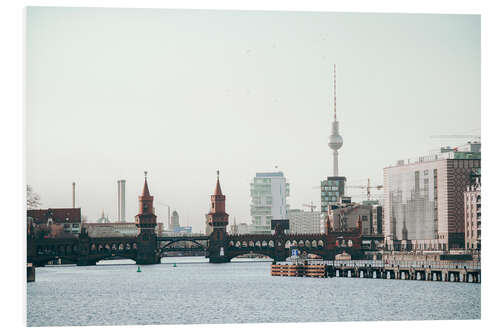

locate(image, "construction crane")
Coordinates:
430 134 481 140
302 201 317 212
346 178 383 202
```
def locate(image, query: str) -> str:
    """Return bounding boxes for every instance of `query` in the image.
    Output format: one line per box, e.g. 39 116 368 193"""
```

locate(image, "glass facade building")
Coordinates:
320 176 346 213
250 172 290 234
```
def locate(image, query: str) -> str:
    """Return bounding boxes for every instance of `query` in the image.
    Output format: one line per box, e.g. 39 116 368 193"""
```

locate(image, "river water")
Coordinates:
27 257 480 326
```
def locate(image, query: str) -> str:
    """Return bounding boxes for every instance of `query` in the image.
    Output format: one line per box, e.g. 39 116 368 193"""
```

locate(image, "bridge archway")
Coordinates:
226 250 277 262
159 239 208 253
92 254 137 264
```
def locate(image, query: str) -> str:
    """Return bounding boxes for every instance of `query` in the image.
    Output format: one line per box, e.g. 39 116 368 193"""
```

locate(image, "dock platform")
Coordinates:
271 259 480 283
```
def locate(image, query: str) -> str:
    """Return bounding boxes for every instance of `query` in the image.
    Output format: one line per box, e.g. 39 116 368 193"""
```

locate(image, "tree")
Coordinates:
27 185 41 209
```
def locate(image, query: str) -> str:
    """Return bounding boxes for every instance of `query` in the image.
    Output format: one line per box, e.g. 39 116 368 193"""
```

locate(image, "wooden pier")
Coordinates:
271 259 480 283
271 264 326 277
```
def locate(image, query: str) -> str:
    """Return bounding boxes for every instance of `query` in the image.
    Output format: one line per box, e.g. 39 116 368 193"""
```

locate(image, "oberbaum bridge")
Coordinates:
27 172 480 283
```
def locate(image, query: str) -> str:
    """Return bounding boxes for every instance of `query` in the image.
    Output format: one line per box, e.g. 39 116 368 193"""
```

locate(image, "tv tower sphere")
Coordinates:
328 130 343 150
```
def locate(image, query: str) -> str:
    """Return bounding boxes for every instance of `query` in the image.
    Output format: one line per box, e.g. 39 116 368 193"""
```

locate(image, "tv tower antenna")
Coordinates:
328 64 343 176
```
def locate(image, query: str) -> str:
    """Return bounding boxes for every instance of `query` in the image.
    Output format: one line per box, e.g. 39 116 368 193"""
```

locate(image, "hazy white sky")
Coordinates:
26 7 480 231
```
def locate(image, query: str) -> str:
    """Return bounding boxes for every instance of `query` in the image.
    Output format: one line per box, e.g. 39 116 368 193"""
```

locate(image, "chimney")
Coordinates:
72 182 76 208
117 180 126 222
168 206 171 230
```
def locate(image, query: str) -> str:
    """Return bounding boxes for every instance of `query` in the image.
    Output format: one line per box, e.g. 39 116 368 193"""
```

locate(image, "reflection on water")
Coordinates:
27 257 480 327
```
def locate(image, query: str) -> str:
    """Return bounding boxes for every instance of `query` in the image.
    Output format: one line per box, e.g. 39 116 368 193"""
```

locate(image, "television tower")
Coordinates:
328 64 343 176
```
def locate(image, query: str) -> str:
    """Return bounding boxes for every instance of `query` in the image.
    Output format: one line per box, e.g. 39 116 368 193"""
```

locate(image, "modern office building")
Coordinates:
383 142 481 251
288 209 321 234
250 171 289 234
320 176 347 214
464 177 481 250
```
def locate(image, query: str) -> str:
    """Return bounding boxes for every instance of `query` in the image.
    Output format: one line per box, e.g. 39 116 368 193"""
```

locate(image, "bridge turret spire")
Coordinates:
214 170 223 195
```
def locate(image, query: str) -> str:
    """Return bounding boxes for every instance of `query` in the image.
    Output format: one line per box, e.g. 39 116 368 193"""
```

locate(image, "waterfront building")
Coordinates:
383 142 481 251
288 209 321 234
326 202 373 234
27 208 82 235
464 176 481 250
250 171 290 234
83 222 164 237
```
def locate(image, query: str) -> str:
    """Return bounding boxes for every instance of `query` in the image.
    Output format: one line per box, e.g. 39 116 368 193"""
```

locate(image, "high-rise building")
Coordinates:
384 142 481 251
288 209 321 234
320 176 346 213
250 171 289 234
169 210 180 230
464 176 481 250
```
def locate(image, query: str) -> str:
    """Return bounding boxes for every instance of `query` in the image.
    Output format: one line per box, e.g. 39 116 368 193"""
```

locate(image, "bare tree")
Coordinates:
27 185 41 209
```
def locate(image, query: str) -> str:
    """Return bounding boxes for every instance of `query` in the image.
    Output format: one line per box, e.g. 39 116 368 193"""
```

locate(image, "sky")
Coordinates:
26 7 480 232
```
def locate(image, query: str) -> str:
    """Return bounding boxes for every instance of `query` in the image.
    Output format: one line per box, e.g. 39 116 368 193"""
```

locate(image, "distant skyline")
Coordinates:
26 7 480 232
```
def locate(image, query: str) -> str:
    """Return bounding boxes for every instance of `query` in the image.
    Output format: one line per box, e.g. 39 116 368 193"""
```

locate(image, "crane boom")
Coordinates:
430 134 480 139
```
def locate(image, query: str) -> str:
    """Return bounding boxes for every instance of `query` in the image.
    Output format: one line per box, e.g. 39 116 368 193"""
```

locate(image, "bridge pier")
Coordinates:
209 256 231 263
77 258 97 266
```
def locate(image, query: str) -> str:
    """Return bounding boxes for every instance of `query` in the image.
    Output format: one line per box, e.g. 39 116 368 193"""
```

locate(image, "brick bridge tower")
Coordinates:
135 171 160 264
207 170 230 263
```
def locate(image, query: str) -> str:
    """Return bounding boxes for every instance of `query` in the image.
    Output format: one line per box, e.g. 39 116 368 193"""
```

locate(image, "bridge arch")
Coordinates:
159 239 208 252
226 250 277 262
